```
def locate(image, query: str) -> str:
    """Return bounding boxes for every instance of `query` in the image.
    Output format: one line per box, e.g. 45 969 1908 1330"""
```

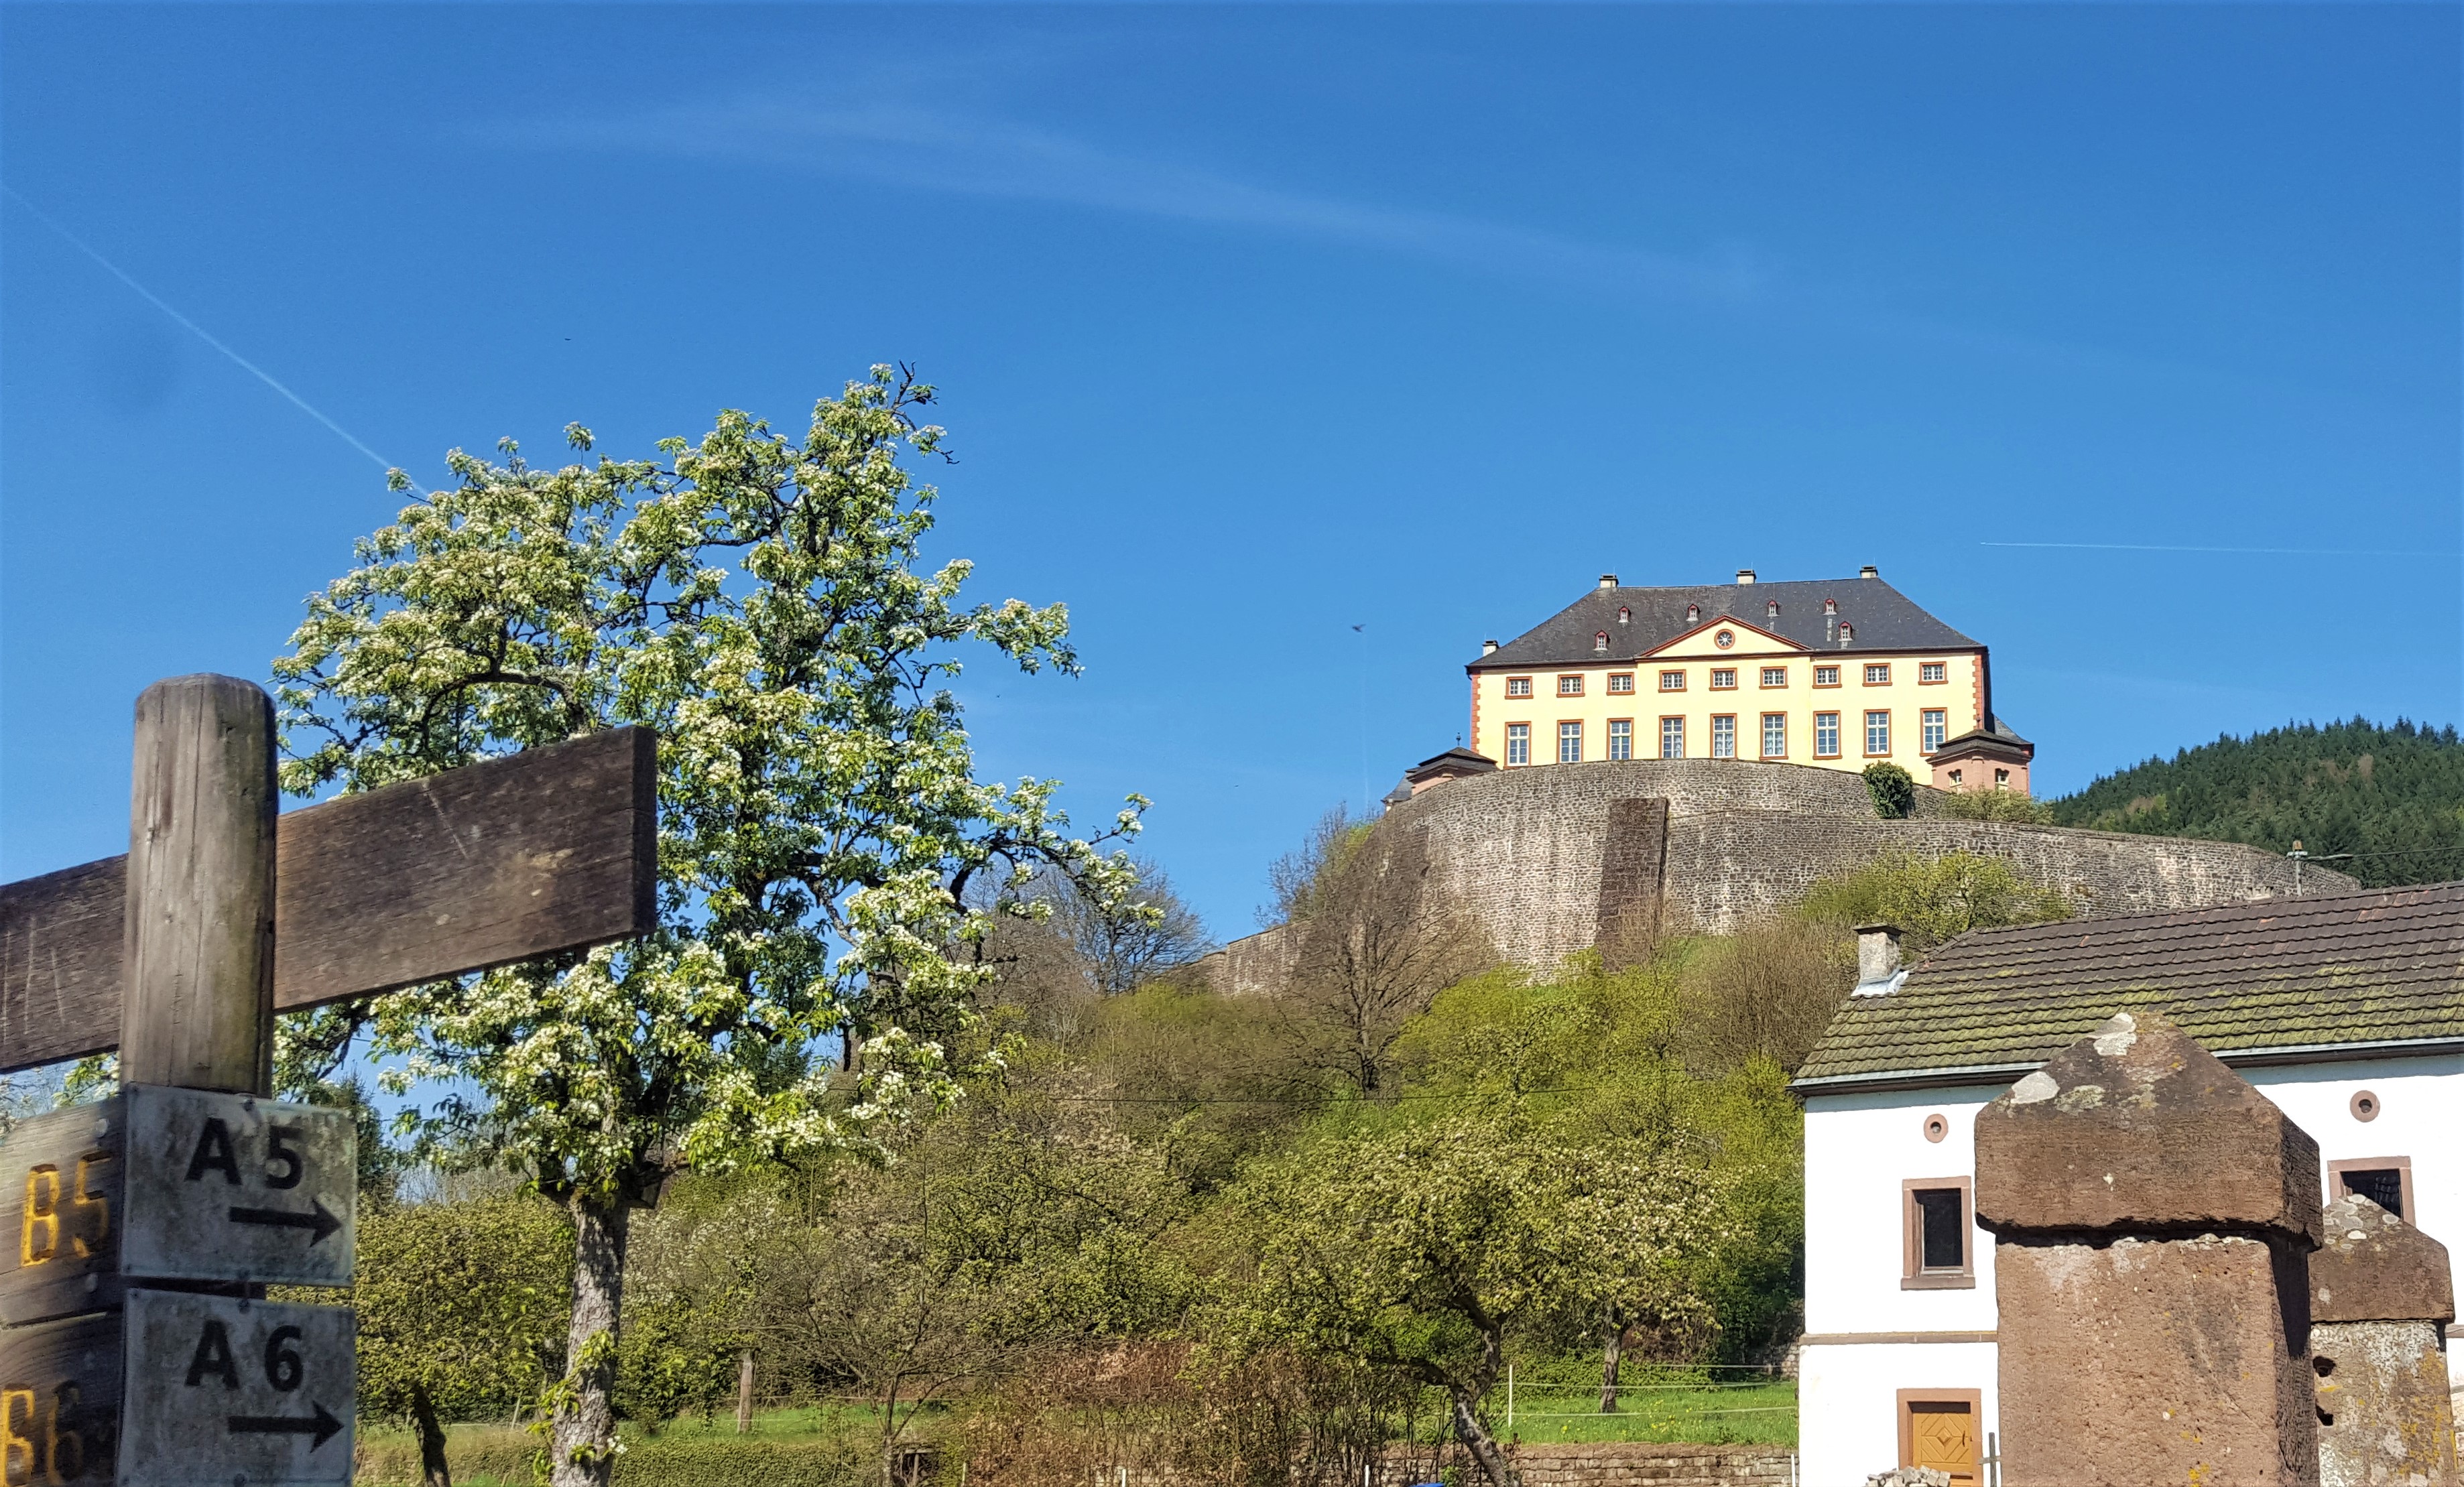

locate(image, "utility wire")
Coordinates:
1 183 393 469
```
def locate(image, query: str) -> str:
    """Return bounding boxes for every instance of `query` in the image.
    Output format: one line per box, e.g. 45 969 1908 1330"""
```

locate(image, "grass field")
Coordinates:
353 1384 1797 1483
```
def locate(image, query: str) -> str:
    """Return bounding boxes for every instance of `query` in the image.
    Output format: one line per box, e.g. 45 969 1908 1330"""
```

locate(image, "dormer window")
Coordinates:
1766 600 1780 620
1593 631 1609 653
1617 606 1630 625
1839 623 1854 644
1686 603 1701 624
1823 598 1837 617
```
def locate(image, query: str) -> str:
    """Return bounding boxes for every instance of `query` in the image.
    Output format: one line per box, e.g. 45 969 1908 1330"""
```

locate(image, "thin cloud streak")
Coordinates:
495 96 1767 306
1 184 393 470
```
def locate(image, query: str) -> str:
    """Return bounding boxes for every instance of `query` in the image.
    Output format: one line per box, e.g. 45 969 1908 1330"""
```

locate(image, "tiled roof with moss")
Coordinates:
1794 884 2464 1089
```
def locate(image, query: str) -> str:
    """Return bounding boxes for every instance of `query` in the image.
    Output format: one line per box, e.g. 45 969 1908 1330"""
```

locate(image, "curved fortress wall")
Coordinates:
1207 761 2352 989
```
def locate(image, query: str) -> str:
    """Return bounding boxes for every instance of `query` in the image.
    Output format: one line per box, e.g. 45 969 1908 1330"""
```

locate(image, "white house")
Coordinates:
1791 885 2464 1487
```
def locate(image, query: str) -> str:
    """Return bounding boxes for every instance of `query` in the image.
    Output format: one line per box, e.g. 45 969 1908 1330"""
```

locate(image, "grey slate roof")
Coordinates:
1935 715 2034 757
1795 885 2464 1090
1471 576 1981 669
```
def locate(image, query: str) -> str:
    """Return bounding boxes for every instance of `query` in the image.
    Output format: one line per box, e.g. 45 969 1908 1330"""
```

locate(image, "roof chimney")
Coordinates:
1736 569 1756 585
1852 923 1905 995
1481 639 1498 656
1860 565 1879 580
1599 574 1617 590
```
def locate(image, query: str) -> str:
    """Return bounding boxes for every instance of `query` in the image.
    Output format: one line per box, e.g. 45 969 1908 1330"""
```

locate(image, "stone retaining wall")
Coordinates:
1507 1442 1795 1486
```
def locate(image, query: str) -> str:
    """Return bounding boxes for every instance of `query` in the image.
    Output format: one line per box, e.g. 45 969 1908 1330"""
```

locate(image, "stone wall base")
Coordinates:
1505 1443 1794 1487
2311 1319 2459 1487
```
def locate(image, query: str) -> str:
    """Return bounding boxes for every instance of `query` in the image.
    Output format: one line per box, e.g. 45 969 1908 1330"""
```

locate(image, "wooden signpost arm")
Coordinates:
121 675 279 1097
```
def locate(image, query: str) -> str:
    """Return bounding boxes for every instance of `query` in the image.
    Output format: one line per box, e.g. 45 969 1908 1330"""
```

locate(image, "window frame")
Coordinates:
1608 673 1636 695
1814 711 1842 759
1814 665 1841 688
1922 709 1948 755
1709 668 1738 691
1557 674 1585 698
1760 667 1789 689
1658 716 1685 760
1865 710 1892 757
1901 1177 1977 1289
2327 1157 2416 1221
1505 676 1534 699
1503 722 1531 767
1863 663 1892 687
1919 661 1949 686
1710 714 1737 759
1607 718 1634 761
1658 670 1687 693
1760 712 1786 759
1557 720 1584 765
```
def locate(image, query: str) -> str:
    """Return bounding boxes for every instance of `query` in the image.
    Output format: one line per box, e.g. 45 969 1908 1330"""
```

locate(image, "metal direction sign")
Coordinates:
0 1311 120 1483
119 1087 355 1290
120 1291 352 1487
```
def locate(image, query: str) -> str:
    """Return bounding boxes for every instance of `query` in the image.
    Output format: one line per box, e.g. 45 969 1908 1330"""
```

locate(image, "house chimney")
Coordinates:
1853 923 1904 994
1860 565 1879 580
1482 639 1498 656
1736 569 1756 585
1599 574 1617 590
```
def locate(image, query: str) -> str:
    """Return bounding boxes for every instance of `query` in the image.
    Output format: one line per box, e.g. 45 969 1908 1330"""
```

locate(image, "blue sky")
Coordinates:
4 3 2459 944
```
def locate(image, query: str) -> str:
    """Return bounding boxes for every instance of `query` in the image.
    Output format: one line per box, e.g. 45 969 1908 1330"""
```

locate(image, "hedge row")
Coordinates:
354 1434 873 1486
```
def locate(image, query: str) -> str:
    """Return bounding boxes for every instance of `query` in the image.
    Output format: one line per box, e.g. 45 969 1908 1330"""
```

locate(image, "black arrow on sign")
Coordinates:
227 1402 344 1449
227 1198 343 1246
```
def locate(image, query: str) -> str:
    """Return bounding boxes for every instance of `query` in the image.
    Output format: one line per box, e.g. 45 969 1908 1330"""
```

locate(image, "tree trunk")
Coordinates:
1599 1310 1626 1413
1449 1388 1512 1487
735 1348 755 1434
410 1380 452 1487
550 1195 632 1487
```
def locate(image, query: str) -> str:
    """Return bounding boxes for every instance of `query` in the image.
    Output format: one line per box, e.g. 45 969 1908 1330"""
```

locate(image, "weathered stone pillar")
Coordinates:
2309 1191 2459 1487
1975 1011 2325 1486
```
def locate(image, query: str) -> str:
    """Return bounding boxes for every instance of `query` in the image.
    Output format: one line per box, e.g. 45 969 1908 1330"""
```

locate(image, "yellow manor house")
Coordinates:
1463 568 2036 793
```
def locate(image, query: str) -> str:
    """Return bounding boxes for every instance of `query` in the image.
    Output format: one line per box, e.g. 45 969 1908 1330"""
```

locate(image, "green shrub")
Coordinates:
1861 763 1917 820
354 1430 873 1487
1937 789 2054 824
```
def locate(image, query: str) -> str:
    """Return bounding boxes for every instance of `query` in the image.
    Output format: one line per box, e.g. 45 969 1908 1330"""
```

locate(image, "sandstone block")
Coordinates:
2311 1192 2456 1327
1975 1011 2324 1246
2312 1319 2459 1487
1997 1232 2319 1486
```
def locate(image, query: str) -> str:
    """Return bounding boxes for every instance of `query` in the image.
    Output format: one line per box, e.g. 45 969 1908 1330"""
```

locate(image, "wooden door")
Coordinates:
1904 1397 1979 1484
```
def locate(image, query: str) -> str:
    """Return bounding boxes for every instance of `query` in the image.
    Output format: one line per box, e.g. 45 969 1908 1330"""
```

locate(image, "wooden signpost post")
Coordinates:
0 675 657 1485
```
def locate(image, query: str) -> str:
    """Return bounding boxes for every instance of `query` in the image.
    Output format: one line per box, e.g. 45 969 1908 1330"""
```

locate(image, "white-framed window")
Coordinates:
1993 768 2010 789
1608 719 1632 761
1814 665 1841 687
1660 718 1685 759
1814 712 1841 757
1593 631 1610 653
1558 675 1584 696
1761 713 1786 758
1608 673 1635 694
1922 709 1947 753
1505 723 1530 766
1710 669 1737 690
1660 671 1686 692
1865 710 1891 755
1760 667 1788 688
1864 663 1892 686
1558 721 1583 764
1920 661 1948 684
1711 716 1737 759
1506 677 1533 698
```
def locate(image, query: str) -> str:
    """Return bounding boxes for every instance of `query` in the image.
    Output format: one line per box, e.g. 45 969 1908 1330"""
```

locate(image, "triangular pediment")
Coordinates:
1642 615 1810 660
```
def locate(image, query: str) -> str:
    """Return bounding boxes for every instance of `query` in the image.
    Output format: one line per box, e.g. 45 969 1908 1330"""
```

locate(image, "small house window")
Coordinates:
1766 600 1780 620
1760 713 1786 759
1617 606 1631 625
1865 663 1891 686
1660 671 1686 692
1920 661 1948 684
1865 710 1892 756
1594 631 1610 653
1660 717 1685 759
1824 598 1837 617
1608 719 1632 761
1902 1178 1975 1289
1711 716 1737 759
1762 667 1788 688
2328 1158 2414 1220
1505 677 1533 698
1608 673 1635 694
1710 669 1737 690
1814 665 1841 687
1922 710 1947 753
1558 675 1584 696
1505 723 1530 766
1947 768 1964 786
1686 603 1701 623
1814 712 1841 758
1839 622 1855 643
1993 768 2010 789
1558 722 1583 764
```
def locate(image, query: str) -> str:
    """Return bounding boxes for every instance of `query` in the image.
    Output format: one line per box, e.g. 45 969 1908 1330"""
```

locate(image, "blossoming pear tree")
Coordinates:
272 367 1148 1486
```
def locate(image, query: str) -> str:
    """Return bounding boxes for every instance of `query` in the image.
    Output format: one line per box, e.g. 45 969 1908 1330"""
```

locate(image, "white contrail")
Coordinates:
1981 541 2451 559
2 184 392 470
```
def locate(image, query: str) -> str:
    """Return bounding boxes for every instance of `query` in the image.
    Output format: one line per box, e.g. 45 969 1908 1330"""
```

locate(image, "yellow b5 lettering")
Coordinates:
18 1169 58 1267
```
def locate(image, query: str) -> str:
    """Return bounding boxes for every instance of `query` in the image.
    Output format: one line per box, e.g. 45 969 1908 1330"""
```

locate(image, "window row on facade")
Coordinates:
1502 709 1951 765
1502 659 1950 700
